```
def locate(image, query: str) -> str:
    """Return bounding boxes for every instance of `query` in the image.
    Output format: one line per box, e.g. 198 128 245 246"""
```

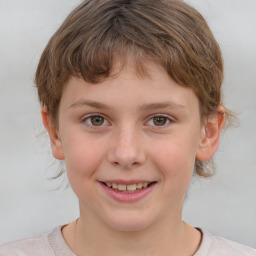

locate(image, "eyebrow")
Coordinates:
69 100 185 111
69 100 110 110
139 102 186 111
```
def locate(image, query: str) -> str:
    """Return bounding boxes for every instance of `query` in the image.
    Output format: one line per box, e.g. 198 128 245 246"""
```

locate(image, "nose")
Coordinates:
106 126 146 169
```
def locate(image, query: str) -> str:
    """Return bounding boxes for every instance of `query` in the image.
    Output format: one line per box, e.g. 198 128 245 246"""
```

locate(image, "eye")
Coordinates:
83 115 109 127
147 115 172 127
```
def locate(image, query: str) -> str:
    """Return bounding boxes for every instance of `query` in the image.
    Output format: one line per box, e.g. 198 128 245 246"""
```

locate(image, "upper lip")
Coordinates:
99 179 156 185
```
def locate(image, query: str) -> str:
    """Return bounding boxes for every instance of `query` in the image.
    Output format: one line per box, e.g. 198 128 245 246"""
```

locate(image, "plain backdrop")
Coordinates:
0 0 255 248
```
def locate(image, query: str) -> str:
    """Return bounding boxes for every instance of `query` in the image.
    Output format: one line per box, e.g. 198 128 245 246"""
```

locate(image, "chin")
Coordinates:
103 212 154 232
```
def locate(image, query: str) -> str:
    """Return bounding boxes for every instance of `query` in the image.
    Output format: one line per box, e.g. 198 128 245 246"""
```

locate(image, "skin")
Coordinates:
42 60 224 256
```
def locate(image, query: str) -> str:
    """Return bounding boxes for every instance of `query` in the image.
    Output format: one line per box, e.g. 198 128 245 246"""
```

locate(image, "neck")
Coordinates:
62 211 201 256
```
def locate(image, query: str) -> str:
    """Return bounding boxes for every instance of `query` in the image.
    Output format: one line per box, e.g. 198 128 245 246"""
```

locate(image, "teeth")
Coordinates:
127 184 136 191
143 182 148 188
105 182 152 192
117 184 126 191
136 183 143 189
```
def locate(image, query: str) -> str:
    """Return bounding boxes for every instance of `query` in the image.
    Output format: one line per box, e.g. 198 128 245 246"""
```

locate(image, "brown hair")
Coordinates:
35 0 234 177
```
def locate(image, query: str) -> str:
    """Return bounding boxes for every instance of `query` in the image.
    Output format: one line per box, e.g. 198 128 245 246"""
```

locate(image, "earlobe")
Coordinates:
196 106 225 161
41 106 65 160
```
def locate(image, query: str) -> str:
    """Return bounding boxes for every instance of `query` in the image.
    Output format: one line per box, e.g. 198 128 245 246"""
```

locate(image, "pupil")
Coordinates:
153 117 166 126
91 116 104 126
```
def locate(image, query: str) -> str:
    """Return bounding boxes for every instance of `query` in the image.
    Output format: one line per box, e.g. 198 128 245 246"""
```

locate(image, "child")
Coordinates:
1 0 255 255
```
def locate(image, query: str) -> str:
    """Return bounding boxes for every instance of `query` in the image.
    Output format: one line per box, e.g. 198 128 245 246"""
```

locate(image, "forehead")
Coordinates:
60 60 200 116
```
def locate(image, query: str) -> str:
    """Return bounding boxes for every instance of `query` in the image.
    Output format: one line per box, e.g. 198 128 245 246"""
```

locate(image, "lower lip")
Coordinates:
99 182 156 203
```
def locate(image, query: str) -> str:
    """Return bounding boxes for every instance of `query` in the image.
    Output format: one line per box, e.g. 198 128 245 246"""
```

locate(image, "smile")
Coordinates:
100 181 157 203
103 182 154 193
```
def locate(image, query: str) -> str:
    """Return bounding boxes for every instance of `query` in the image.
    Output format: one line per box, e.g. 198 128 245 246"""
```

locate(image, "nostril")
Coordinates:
112 161 140 168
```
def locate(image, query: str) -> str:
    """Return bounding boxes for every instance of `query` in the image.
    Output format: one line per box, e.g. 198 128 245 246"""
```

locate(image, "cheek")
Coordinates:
63 139 107 203
62 136 105 183
149 134 198 185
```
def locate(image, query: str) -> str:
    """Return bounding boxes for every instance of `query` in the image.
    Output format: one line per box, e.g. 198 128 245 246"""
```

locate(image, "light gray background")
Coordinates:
0 0 255 248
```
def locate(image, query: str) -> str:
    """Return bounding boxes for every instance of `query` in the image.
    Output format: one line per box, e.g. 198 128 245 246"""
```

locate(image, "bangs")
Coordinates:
61 33 155 83
51 5 167 83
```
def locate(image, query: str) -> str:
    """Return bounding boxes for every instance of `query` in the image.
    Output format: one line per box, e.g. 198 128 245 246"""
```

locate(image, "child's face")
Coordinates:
45 60 217 231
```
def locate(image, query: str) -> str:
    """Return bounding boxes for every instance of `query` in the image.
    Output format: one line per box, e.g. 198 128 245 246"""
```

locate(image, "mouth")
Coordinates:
101 181 157 193
99 180 157 202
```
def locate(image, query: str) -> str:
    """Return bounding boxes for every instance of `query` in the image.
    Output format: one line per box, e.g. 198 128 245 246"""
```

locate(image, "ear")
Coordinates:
196 105 225 161
41 106 65 160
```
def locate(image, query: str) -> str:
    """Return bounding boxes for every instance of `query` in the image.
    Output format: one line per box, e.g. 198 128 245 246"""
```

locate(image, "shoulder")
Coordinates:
0 225 75 256
195 229 256 256
0 229 55 256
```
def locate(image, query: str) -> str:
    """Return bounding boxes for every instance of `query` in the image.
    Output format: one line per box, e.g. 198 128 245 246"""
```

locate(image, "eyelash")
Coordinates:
146 115 173 127
82 114 110 129
81 114 173 129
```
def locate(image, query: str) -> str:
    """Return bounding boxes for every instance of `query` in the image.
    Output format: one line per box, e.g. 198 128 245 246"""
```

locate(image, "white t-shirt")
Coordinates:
0 226 255 256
